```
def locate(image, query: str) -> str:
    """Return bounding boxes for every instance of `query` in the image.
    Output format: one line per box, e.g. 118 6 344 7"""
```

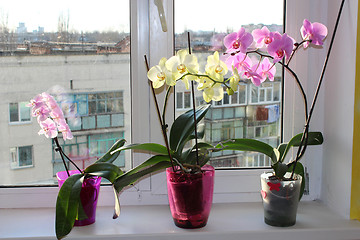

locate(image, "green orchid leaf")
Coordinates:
112 143 170 156
112 186 121 219
84 163 124 219
216 138 277 163
273 162 288 179
277 143 287 162
114 155 171 192
183 150 210 167
55 174 84 240
170 104 210 153
287 162 305 200
95 139 126 164
182 142 213 163
188 123 206 140
280 132 324 162
84 162 123 183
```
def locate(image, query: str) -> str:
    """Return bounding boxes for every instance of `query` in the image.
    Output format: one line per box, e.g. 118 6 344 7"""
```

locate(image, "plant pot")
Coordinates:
166 165 215 229
56 170 101 226
260 172 302 227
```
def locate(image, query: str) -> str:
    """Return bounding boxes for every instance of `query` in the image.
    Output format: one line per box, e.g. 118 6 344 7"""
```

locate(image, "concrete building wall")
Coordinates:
0 53 131 185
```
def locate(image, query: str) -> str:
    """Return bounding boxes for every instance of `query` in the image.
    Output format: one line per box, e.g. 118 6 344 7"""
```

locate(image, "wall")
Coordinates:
322 0 358 218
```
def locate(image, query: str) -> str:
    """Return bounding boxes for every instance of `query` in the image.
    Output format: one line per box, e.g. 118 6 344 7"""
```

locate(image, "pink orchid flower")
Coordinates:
49 105 65 124
38 118 58 138
244 65 263 86
257 57 276 82
267 33 294 63
42 92 60 111
300 19 328 48
224 28 253 53
33 105 51 122
58 120 73 140
252 27 281 48
27 94 45 110
226 52 252 73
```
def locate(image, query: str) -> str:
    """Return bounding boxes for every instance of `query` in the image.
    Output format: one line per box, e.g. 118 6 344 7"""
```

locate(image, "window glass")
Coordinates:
175 0 283 168
10 146 33 169
9 103 19 122
1 0 130 185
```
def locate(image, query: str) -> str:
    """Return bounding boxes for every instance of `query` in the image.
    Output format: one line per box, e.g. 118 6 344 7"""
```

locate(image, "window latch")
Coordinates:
154 0 167 32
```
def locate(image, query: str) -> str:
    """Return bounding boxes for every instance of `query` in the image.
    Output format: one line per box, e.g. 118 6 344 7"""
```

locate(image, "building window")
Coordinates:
10 146 33 169
88 92 124 115
53 132 125 175
176 91 192 109
250 82 281 104
9 102 31 123
60 91 125 131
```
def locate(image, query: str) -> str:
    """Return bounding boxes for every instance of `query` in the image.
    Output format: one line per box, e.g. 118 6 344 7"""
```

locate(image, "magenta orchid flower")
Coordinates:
267 33 294 63
300 19 328 48
257 57 276 82
224 28 253 53
252 27 281 48
38 118 58 138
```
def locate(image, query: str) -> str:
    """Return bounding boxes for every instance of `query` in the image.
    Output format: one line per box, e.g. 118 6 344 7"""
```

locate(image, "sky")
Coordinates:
0 0 282 33
0 0 130 32
174 0 283 33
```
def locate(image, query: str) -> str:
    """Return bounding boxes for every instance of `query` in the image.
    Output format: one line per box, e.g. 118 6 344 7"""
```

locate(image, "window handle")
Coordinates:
154 0 167 32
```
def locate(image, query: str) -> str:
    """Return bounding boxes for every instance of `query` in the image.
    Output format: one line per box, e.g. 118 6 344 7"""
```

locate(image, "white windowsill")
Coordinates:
1 201 360 240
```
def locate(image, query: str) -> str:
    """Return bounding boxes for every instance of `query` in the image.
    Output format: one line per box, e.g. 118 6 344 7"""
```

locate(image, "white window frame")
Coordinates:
0 0 326 208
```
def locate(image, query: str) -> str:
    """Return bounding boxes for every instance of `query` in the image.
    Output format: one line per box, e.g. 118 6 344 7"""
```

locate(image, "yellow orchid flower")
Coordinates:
165 49 199 81
205 51 228 82
202 83 224 103
229 66 240 92
147 57 175 88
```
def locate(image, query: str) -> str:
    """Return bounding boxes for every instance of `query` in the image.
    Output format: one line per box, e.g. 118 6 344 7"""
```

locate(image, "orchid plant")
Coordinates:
28 92 169 239
121 18 329 191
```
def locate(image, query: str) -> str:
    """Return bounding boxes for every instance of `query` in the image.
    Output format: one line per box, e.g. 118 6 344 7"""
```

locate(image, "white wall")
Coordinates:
322 0 358 218
284 0 358 218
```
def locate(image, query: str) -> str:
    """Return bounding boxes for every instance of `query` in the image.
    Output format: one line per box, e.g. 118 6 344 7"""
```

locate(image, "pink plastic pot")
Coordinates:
56 170 101 226
166 165 215 228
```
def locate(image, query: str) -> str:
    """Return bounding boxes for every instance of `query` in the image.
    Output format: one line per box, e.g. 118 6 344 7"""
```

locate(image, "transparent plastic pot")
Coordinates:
57 170 101 226
166 165 215 229
260 172 302 227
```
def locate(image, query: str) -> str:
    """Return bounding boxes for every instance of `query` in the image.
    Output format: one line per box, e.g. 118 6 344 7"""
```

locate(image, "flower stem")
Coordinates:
144 55 176 172
54 137 82 176
290 0 345 178
188 32 200 166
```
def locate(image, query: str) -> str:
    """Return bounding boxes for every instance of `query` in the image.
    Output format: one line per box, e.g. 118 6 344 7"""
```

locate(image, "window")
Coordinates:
53 132 125 175
1 0 288 206
9 102 31 123
0 0 131 186
176 91 191 109
250 82 281 104
10 146 33 169
174 0 283 169
64 91 125 131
